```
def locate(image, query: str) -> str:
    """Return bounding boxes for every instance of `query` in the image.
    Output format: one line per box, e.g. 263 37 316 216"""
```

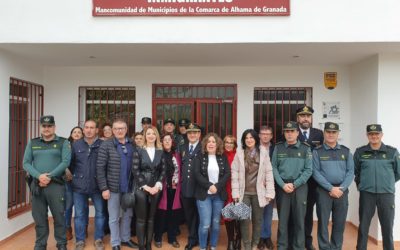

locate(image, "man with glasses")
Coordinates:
70 120 105 250
23 115 71 250
354 124 400 250
97 118 139 250
258 125 275 250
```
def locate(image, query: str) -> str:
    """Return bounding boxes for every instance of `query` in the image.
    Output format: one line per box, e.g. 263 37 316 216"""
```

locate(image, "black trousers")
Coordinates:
316 186 348 250
357 191 395 250
154 188 179 243
135 189 161 249
181 196 199 245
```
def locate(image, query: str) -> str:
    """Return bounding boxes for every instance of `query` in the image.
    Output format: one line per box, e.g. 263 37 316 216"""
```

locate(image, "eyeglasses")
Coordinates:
113 127 126 131
121 145 128 154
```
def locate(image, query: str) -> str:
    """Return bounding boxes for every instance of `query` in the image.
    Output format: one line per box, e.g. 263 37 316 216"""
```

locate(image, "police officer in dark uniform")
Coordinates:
272 121 312 250
312 122 354 250
180 123 202 250
141 117 152 132
354 124 400 250
296 106 323 250
163 118 185 150
178 118 190 145
23 115 71 250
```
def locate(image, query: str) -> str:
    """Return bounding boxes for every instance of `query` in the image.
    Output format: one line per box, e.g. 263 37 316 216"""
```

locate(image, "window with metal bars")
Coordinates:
78 87 136 135
254 87 312 143
8 77 43 218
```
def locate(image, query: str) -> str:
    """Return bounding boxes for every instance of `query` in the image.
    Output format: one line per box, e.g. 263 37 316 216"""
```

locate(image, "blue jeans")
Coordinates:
74 192 105 242
65 182 73 228
261 199 274 238
109 192 133 247
196 194 224 249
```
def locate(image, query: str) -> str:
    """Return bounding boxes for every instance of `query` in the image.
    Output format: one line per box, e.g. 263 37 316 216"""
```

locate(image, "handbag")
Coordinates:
221 201 251 220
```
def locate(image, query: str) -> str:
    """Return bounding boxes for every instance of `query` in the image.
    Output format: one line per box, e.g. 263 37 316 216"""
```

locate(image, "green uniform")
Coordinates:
272 140 312 250
23 135 71 250
354 143 400 250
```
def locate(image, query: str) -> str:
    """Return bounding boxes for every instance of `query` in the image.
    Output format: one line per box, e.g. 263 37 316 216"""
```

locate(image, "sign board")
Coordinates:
93 0 290 16
324 72 337 90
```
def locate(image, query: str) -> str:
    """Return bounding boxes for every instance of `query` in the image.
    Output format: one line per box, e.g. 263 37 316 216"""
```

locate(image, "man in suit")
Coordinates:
296 106 324 250
180 123 202 250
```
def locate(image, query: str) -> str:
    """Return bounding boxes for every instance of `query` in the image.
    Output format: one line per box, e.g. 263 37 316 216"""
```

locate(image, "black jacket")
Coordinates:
96 138 139 193
194 153 231 201
132 148 166 188
298 127 324 150
180 142 201 198
70 138 103 194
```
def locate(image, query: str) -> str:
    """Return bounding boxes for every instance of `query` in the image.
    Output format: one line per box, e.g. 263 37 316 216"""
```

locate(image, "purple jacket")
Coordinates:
158 151 182 210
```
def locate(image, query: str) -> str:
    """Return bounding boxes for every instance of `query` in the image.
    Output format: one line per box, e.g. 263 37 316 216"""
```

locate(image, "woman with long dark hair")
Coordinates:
132 126 166 250
231 129 275 250
154 133 182 248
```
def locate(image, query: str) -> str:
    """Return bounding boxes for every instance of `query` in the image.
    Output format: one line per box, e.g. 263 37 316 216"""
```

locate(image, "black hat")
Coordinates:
296 106 314 115
366 124 382 133
141 117 152 124
164 118 175 125
186 123 201 132
178 118 190 127
283 121 298 131
324 122 340 131
40 115 55 125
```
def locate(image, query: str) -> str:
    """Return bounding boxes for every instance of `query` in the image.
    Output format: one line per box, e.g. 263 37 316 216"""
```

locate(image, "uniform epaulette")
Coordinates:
340 144 349 150
385 144 396 150
315 145 323 150
301 141 311 147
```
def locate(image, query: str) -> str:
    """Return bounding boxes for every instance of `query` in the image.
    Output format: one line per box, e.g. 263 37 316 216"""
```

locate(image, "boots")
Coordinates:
146 219 154 250
136 219 146 250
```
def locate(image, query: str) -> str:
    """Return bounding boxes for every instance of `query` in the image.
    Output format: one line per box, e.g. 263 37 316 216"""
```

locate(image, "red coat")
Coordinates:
224 149 236 204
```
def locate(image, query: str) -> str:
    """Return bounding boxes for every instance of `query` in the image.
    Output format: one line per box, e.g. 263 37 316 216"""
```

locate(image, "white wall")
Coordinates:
43 66 351 143
349 55 379 239
1 0 400 43
0 50 43 240
377 53 400 241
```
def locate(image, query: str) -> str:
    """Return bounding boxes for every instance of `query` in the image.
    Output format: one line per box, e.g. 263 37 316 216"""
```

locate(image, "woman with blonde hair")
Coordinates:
132 126 166 250
231 129 275 250
194 132 231 250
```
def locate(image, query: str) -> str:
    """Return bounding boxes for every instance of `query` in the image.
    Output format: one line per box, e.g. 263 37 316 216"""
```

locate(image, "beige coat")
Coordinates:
231 146 275 208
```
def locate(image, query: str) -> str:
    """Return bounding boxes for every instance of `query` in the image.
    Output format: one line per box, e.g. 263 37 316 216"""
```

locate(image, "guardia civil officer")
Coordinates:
23 115 71 250
354 124 400 250
312 122 354 250
296 105 323 250
272 121 312 250
178 118 190 145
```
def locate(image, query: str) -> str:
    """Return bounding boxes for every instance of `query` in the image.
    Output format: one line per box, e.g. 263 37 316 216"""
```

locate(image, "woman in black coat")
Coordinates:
132 126 166 250
194 132 231 250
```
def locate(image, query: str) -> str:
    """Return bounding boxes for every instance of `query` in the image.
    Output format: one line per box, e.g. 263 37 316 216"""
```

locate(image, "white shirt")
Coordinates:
189 141 199 152
146 146 155 162
300 128 310 139
207 155 219 194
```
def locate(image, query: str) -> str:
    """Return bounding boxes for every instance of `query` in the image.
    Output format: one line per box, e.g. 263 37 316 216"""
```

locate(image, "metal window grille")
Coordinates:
254 87 312 142
153 84 237 139
8 77 43 218
78 87 136 135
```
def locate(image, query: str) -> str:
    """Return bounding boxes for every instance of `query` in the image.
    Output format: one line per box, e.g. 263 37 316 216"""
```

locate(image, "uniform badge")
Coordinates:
44 117 50 122
303 106 309 112
329 124 335 129
287 123 292 128
383 154 386 159
370 125 376 130
182 151 186 157
298 152 301 157
53 144 57 148
341 154 345 159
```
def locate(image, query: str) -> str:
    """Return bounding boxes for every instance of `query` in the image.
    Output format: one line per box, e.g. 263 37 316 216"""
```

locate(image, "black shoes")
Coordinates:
185 242 198 250
112 246 121 250
264 238 274 250
306 245 316 250
122 239 139 249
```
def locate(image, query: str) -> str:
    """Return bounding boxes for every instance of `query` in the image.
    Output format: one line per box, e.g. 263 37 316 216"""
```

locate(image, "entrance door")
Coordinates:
152 84 237 138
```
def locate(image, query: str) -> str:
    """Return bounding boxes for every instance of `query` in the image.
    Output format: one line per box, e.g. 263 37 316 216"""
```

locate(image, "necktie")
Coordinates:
189 145 194 154
303 131 308 140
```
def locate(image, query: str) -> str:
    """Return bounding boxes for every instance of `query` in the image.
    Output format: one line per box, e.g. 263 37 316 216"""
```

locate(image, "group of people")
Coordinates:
22 105 399 250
